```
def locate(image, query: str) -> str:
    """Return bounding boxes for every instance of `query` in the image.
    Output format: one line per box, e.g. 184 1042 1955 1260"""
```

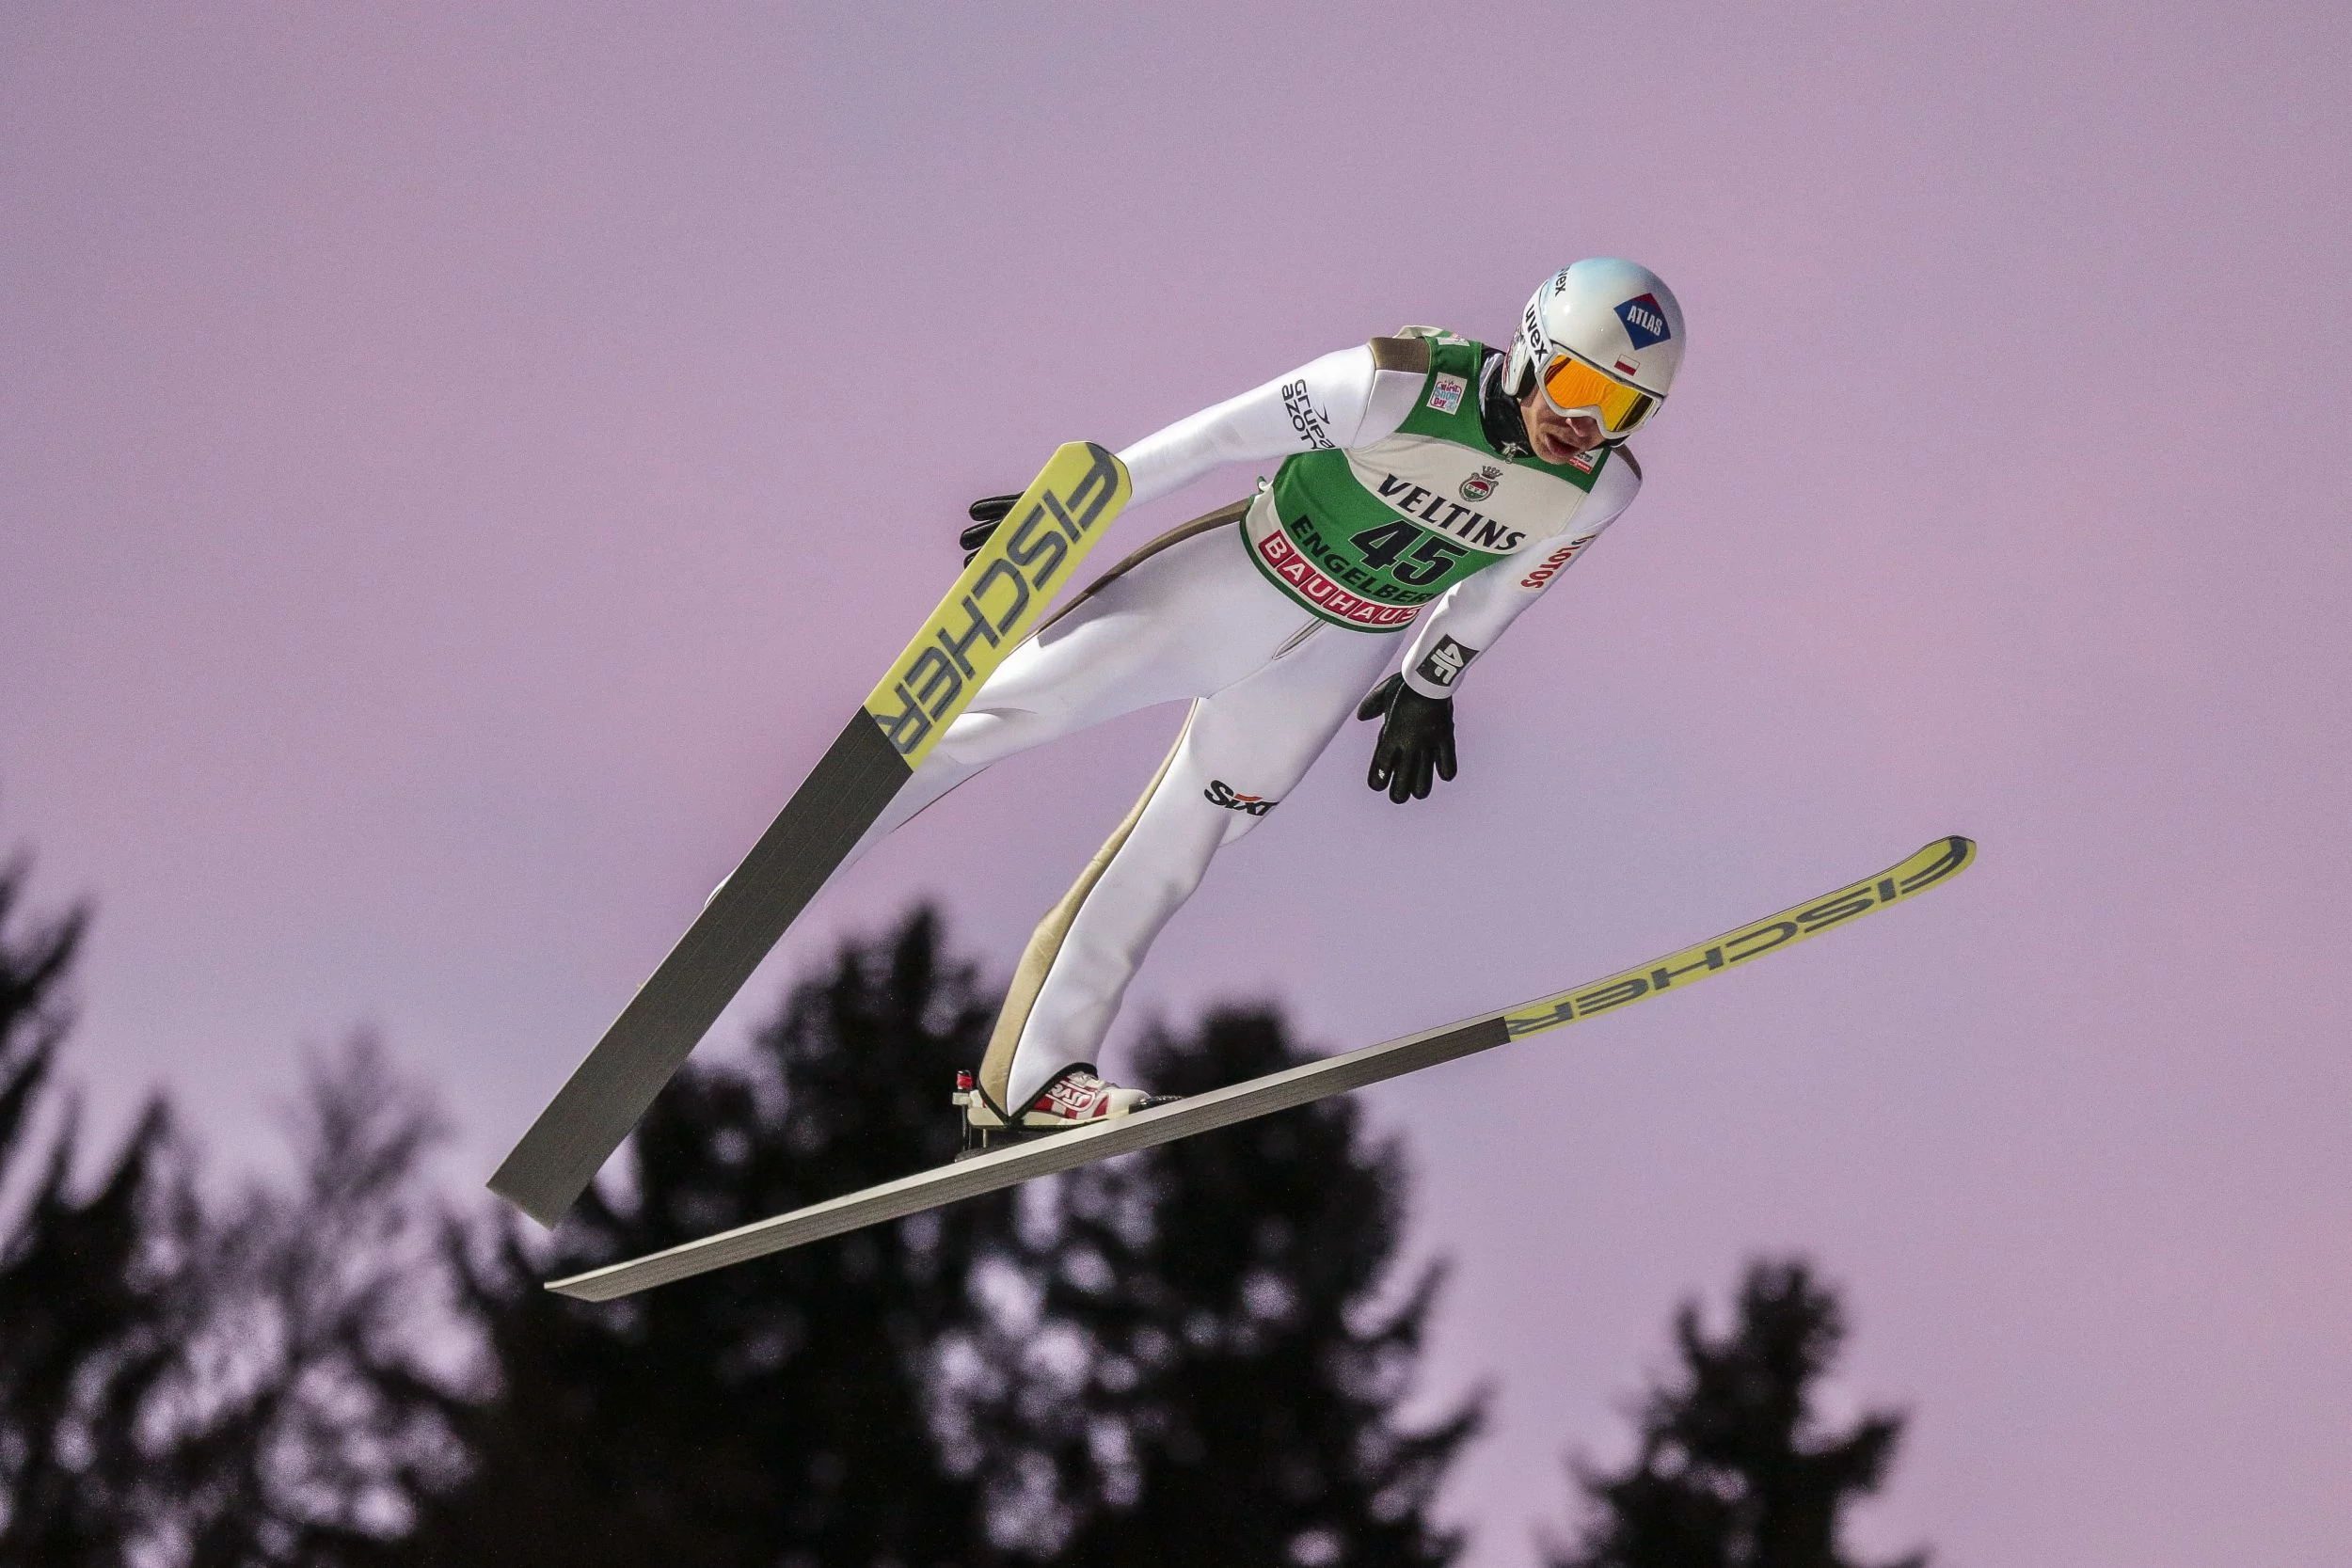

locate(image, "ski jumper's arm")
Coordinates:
1394 454 1643 698
1114 345 1422 507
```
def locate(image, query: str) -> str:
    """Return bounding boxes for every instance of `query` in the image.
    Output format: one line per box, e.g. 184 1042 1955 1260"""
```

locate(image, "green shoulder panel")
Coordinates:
1394 336 1494 448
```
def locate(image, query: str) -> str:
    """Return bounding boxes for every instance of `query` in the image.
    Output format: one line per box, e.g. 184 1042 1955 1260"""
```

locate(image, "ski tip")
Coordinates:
1879 835 1976 900
1921 833 1977 878
545 1266 625 1303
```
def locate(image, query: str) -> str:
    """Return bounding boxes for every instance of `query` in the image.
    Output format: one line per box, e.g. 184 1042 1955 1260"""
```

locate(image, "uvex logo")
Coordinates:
1203 779 1278 816
867 448 1124 756
1374 474 1527 552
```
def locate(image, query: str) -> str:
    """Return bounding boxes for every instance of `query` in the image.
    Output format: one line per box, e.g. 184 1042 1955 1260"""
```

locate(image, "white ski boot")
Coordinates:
955 1063 1176 1159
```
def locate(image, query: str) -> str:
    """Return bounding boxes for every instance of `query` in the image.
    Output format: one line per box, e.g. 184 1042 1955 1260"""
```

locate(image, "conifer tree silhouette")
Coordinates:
0 836 466 1565
0 852 182 1566
949 1006 1482 1567
414 918 1484 1568
1548 1259 1926 1568
410 908 1015 1568
156 1037 469 1567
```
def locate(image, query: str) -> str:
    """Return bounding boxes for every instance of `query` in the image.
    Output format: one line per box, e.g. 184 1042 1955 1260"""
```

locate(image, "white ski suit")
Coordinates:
844 330 1642 1110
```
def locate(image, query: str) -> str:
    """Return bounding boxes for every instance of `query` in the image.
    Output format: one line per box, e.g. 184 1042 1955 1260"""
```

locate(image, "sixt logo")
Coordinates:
1203 779 1278 816
1614 293 1671 349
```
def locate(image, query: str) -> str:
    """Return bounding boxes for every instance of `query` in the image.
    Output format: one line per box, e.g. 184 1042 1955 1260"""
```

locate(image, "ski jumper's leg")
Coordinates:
985 617 1402 1109
820 507 1307 886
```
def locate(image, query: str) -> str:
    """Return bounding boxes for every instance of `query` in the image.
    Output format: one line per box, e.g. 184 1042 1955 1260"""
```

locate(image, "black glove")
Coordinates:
1356 673 1457 803
960 493 1021 563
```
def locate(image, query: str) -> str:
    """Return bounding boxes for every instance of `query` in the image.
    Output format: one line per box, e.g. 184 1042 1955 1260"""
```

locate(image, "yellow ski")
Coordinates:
491 443 1132 1227
547 836 1975 1300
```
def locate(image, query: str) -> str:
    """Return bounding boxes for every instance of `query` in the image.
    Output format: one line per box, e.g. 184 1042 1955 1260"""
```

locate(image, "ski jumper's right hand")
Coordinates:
961 493 1021 563
1356 673 1457 803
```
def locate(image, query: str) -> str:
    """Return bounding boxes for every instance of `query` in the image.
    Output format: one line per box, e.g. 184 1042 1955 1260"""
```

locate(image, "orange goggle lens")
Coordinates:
1540 353 1659 434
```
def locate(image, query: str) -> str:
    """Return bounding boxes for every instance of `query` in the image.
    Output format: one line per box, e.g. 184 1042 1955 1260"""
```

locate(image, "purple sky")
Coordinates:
5 4 2348 1561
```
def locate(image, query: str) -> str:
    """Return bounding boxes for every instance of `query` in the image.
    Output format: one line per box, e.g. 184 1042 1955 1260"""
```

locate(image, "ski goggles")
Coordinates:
1537 351 1661 436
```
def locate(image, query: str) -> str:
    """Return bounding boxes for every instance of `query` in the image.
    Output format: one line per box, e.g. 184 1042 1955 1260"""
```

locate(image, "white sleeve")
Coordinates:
1114 344 1422 508
1395 454 1643 699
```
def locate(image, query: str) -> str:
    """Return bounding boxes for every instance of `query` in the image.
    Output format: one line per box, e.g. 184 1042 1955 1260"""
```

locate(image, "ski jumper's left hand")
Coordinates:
1357 673 1456 802
961 493 1022 563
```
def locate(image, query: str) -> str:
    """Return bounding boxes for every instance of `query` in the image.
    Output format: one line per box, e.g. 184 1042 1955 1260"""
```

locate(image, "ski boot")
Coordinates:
954 1063 1176 1159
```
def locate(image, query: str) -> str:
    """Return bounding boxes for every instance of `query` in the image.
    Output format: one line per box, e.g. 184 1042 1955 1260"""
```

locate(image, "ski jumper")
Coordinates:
836 330 1642 1110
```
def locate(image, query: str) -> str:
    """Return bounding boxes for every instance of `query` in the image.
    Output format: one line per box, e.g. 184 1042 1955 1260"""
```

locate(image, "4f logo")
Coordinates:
1203 779 1278 816
1415 635 1476 689
1614 293 1671 348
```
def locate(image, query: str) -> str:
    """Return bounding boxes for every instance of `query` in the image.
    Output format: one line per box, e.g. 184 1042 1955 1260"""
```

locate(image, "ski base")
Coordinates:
546 836 1975 1301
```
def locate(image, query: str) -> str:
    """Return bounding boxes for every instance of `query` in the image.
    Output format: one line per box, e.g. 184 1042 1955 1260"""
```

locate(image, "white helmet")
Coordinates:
1503 259 1685 440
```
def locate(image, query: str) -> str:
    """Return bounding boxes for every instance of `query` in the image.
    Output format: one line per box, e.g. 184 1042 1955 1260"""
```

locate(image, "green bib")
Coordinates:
1242 334 1611 629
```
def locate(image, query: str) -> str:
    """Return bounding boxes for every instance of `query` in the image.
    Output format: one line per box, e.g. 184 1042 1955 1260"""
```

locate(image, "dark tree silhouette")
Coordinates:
0 853 183 1566
412 919 1483 1568
0 838 1486 1566
945 1006 1482 1567
0 831 476 1565
1548 1259 1927 1568
152 1036 470 1568
409 907 1017 1568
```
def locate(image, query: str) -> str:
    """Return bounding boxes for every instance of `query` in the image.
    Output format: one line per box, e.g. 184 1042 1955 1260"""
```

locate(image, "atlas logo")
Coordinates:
1614 293 1671 349
1415 635 1475 689
1459 465 1502 503
1203 779 1278 816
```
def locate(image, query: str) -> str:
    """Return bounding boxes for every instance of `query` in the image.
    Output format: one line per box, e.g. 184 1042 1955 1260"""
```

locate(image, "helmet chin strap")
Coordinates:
1477 350 1534 460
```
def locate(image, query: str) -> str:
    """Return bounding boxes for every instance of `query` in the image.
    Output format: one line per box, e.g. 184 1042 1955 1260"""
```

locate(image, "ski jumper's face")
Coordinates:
1518 388 1608 464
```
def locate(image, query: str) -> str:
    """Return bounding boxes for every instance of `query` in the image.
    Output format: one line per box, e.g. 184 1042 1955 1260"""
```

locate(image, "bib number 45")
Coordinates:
1349 519 1469 586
